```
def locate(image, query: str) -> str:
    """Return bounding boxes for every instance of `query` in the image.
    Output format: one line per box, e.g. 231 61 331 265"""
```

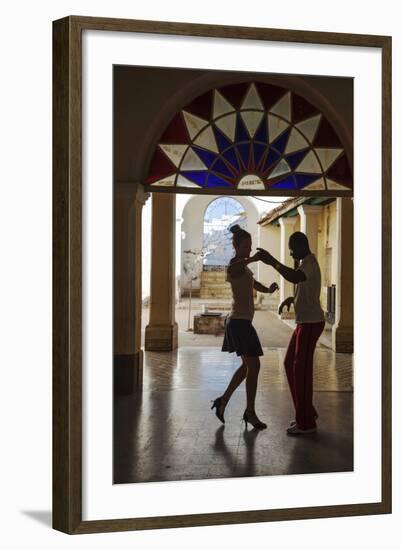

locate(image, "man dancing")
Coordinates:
257 232 325 435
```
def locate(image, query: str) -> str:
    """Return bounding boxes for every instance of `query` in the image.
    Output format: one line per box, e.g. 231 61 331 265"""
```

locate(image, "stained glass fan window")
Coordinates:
146 82 352 192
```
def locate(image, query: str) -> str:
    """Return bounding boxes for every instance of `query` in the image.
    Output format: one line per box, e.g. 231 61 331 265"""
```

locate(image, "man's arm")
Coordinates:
254 280 279 293
278 296 294 314
256 248 306 284
227 253 260 278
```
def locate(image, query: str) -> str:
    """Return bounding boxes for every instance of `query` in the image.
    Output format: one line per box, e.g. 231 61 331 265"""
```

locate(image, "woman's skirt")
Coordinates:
221 318 263 357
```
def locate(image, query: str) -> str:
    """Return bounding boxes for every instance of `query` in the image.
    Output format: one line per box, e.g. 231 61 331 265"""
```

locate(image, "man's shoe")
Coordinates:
286 424 317 435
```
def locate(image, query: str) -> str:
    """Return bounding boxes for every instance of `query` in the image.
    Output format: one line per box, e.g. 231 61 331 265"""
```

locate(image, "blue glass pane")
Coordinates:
254 116 268 143
284 148 309 171
192 146 218 168
213 125 232 153
207 172 232 187
295 174 321 189
237 143 251 168
262 149 281 173
222 147 241 173
235 114 249 142
253 143 268 169
270 129 290 155
181 171 208 186
211 158 234 178
271 175 297 189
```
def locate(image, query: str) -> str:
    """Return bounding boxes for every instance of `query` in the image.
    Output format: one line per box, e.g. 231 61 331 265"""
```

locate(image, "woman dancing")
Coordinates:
211 224 278 430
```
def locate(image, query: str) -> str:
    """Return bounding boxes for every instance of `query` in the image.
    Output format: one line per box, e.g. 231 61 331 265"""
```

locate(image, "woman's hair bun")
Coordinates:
229 224 241 234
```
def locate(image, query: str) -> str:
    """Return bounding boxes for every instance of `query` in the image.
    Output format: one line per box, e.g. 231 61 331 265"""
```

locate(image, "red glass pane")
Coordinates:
146 148 176 183
325 154 353 187
292 93 320 124
217 82 249 109
256 82 287 111
159 112 189 143
313 118 343 148
184 90 213 120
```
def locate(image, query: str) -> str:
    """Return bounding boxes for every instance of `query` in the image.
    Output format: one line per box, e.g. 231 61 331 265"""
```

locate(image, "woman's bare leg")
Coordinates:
242 355 261 413
221 363 246 404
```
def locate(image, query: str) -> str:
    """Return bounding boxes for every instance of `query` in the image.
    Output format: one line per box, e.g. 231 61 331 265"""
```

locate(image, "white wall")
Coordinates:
141 195 152 300
2 1 400 550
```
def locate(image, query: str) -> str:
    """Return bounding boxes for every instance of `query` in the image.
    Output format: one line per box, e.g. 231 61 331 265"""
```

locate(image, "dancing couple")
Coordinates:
211 224 325 435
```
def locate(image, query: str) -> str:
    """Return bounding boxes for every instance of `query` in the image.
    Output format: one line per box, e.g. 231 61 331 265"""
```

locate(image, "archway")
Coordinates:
180 195 260 300
114 76 353 391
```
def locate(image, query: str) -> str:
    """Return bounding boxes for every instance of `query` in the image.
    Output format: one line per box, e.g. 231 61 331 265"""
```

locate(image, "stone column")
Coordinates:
258 222 281 311
278 216 297 317
176 216 184 304
332 198 354 353
114 183 150 394
145 193 178 351
297 204 322 255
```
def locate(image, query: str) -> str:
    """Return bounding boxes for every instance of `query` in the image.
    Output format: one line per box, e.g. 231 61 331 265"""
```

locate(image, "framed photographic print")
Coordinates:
53 16 391 534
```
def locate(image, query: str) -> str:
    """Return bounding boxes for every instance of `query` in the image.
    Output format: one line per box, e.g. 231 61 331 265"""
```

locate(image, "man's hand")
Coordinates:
268 282 279 293
278 297 294 315
249 251 262 262
256 247 276 266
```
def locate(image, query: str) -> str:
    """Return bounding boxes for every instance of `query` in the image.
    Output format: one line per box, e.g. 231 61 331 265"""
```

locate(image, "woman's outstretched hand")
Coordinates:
268 282 279 293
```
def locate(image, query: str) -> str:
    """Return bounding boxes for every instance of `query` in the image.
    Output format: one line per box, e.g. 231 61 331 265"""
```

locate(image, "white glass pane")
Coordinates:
326 179 350 190
215 113 236 141
181 148 208 170
159 144 188 167
285 128 309 154
213 90 235 119
295 150 322 173
177 174 202 188
268 159 291 178
269 91 291 121
303 177 326 190
193 126 219 153
182 110 208 139
315 148 343 170
240 111 264 138
151 174 176 187
295 114 322 143
241 83 264 110
268 114 290 143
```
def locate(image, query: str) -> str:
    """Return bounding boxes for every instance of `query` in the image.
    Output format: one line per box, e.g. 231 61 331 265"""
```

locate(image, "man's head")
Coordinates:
288 232 310 260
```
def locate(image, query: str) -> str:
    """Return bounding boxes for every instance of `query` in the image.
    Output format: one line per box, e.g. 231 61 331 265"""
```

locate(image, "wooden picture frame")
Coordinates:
53 15 392 534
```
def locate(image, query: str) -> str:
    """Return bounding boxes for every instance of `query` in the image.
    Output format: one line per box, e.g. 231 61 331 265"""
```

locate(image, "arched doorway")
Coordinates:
180 194 260 300
114 77 353 391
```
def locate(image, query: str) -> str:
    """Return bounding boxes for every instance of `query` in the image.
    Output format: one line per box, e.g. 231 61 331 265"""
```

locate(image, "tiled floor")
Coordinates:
114 344 353 484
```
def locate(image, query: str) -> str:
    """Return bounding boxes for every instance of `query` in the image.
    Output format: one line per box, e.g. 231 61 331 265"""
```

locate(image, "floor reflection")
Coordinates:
114 346 353 483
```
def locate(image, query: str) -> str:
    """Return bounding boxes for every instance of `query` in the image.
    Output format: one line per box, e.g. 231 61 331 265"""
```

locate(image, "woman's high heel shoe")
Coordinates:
242 410 267 430
211 397 226 424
